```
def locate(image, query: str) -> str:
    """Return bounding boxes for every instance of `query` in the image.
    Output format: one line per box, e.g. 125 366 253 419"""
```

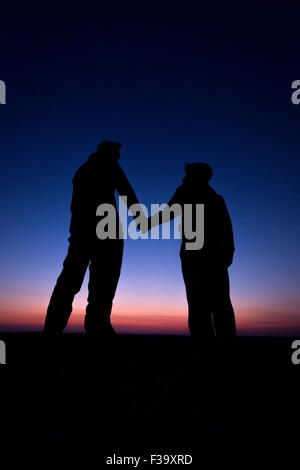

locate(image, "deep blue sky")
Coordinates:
0 3 300 333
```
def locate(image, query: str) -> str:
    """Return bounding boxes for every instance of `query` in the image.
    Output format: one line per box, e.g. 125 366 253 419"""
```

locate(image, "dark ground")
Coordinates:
0 333 299 466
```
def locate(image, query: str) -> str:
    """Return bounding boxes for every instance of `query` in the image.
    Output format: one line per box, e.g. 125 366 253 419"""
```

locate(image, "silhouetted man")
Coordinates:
43 141 140 337
148 163 236 339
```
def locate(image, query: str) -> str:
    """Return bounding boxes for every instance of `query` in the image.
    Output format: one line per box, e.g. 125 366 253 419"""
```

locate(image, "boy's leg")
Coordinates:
211 267 236 338
181 255 215 338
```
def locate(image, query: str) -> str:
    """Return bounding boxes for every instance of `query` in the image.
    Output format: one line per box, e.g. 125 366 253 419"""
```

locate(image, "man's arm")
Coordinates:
70 170 88 215
115 164 147 227
115 164 139 207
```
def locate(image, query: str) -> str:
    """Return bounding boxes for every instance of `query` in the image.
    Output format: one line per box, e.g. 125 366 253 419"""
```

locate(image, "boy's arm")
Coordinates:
219 196 235 267
146 186 183 231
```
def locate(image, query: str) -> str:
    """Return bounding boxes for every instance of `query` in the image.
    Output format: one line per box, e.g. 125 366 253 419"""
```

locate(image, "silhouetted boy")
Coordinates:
148 163 236 339
43 141 140 337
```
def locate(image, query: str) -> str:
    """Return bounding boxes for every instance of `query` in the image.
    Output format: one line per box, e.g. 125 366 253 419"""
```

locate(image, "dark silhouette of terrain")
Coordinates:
0 333 298 466
43 141 140 337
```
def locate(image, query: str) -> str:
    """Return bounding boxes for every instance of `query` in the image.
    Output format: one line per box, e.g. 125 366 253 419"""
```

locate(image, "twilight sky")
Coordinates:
0 3 300 334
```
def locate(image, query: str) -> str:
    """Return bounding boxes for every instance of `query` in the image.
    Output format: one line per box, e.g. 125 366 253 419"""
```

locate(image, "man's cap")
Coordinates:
96 141 122 154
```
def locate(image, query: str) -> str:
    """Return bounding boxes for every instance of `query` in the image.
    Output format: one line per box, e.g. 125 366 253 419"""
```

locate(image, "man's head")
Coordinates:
96 141 122 160
184 162 213 184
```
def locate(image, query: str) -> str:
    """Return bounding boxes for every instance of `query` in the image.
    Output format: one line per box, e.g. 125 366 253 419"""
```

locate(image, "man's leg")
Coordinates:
211 267 236 338
84 240 124 336
43 239 90 334
181 254 215 338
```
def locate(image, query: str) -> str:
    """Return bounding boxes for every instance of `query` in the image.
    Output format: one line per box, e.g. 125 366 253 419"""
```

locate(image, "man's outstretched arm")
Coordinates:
115 164 147 227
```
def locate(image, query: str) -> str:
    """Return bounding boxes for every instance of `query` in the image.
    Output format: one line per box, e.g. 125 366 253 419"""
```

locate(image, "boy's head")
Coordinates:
184 163 213 183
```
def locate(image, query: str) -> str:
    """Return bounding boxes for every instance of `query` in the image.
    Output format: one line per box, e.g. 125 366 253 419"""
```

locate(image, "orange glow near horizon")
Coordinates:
1 297 300 335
